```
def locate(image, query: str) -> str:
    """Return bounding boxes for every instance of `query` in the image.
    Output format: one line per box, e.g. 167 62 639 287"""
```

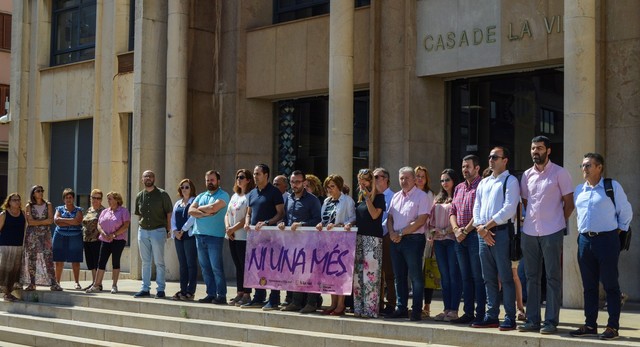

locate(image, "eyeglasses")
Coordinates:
90 196 102 200
236 176 246 180
34 189 44 193
359 169 371 175
374 175 386 180
440 178 451 183
10 198 20 202
180 185 190 189
488 155 504 161
579 163 592 169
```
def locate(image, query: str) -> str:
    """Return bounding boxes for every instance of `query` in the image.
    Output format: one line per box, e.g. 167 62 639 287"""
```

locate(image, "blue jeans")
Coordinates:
434 239 462 311
138 227 166 292
455 230 486 317
478 225 515 320
196 234 227 298
578 230 621 329
390 234 425 313
175 235 198 295
521 231 563 326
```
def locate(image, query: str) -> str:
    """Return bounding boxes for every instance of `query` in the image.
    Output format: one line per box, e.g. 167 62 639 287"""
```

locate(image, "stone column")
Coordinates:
562 0 596 308
131 0 168 280
328 0 354 187
163 0 189 281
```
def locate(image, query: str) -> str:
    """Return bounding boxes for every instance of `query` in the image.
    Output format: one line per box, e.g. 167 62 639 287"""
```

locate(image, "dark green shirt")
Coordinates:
135 187 173 230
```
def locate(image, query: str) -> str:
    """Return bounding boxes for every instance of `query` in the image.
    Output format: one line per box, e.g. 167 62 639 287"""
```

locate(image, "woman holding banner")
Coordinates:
316 174 356 316
350 169 385 318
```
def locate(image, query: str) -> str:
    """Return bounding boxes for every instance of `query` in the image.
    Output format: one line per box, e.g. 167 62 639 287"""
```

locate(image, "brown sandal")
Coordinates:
3 294 18 302
24 284 36 291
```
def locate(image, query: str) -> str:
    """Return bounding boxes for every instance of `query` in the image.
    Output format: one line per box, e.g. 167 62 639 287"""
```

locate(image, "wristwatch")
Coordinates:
398 229 403 237
461 228 469 235
264 220 270 226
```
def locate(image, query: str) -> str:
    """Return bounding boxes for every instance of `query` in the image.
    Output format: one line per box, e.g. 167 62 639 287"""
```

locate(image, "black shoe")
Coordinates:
198 296 215 303
155 291 166 299
388 309 409 319
133 290 150 298
598 327 619 340
410 311 422 321
212 297 227 305
569 325 598 337
471 316 500 328
450 313 474 324
241 299 266 308
379 306 395 316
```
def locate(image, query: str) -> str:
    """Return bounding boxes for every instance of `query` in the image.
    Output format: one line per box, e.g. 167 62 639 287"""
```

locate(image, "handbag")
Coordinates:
423 246 441 290
503 175 522 261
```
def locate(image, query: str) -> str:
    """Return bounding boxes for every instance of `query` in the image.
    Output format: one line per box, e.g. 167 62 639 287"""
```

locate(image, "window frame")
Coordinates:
0 12 11 51
50 0 97 66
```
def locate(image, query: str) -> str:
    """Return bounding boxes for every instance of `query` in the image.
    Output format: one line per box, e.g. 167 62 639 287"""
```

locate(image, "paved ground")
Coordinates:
50 278 640 343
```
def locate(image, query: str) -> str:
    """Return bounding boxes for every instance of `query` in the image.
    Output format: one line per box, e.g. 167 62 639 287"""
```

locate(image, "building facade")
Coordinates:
9 0 639 307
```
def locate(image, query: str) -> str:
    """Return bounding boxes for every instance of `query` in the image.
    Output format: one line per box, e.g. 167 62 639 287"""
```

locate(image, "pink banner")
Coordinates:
244 226 357 295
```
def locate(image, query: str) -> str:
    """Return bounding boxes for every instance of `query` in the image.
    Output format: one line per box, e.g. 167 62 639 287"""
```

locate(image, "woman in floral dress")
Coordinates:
351 168 385 318
22 185 61 291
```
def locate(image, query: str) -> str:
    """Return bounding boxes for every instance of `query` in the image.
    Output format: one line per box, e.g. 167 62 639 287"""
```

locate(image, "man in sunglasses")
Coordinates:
472 147 520 331
373 167 396 316
189 170 230 305
571 153 632 340
518 136 574 335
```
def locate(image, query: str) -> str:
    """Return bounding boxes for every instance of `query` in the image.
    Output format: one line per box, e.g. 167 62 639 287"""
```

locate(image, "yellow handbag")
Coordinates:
424 246 441 290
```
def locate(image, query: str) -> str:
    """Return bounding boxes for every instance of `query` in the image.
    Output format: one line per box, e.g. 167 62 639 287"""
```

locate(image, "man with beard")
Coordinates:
449 155 486 325
518 136 574 334
472 147 520 330
278 170 322 313
242 164 285 310
134 170 173 298
189 170 230 304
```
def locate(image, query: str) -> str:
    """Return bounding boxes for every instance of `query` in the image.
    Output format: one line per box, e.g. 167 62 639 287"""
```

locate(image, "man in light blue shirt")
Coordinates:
189 170 230 305
472 147 520 331
570 153 632 340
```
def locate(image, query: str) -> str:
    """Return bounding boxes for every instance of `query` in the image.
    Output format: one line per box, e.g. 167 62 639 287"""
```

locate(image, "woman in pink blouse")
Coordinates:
428 169 462 322
86 192 130 294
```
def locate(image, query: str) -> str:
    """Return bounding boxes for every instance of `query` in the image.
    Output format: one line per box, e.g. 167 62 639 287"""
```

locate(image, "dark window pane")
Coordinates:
78 5 96 45
55 0 80 10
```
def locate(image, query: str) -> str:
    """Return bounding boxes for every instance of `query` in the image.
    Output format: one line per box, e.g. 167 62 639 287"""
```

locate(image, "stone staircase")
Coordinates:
0 281 637 347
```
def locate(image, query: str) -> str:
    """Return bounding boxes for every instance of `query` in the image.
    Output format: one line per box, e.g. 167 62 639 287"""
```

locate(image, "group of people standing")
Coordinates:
0 186 130 301
0 135 631 342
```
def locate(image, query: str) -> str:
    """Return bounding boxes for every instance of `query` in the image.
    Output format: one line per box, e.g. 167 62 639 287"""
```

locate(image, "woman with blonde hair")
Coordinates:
0 193 26 301
86 192 130 294
81 188 105 290
316 174 356 316
351 169 386 318
304 174 325 203
415 165 435 317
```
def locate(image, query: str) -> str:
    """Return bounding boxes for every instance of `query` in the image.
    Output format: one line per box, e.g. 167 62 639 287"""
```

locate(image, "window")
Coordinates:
128 0 135 51
0 13 10 51
0 84 8 115
51 0 97 66
276 91 369 192
49 119 93 207
273 0 370 24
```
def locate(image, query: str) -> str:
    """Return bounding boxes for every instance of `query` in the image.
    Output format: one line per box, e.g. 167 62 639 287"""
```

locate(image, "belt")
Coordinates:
582 230 612 237
488 224 509 233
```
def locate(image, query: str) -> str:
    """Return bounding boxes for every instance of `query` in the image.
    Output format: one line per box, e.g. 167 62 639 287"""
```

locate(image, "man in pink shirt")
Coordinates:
387 167 432 321
518 136 574 334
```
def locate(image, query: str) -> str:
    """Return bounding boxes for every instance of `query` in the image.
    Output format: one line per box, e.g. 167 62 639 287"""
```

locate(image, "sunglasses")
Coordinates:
440 178 451 183
579 163 592 169
35 189 44 193
488 155 504 161
236 176 246 180
374 175 386 180
359 169 371 175
180 185 190 189
90 196 102 200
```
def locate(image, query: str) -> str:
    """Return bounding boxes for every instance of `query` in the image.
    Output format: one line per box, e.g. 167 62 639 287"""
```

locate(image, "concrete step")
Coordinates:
0 324 137 347
0 300 436 347
0 311 276 347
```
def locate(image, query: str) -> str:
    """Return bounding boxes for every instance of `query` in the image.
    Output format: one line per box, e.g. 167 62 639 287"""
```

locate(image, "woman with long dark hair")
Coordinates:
225 169 256 306
22 185 61 291
429 169 462 321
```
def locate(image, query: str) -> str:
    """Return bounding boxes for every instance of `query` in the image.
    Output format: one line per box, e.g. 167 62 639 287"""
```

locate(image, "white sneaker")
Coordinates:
86 285 101 293
111 285 118 294
444 311 459 322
